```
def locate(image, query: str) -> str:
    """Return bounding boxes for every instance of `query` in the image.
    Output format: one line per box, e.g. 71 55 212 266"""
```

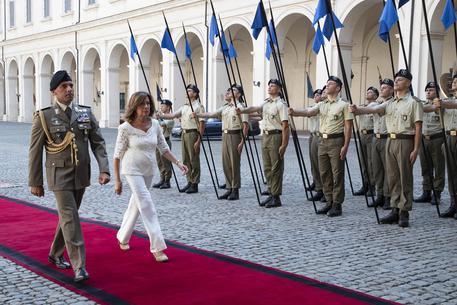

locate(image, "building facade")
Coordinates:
0 0 454 129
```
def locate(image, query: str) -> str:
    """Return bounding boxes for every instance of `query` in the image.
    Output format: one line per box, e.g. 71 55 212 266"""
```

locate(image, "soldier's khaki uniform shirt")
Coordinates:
379 93 423 134
310 97 354 134
216 101 249 130
176 100 205 129
372 98 390 134
260 97 289 130
358 102 374 131
443 99 457 131
159 119 175 138
422 99 442 136
308 102 320 133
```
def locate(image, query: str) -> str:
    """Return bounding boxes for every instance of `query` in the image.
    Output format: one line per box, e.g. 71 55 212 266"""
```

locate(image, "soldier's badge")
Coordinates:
77 112 90 123
434 116 440 121
402 115 408 121
270 114 276 120
232 116 237 122
50 117 62 126
333 114 339 120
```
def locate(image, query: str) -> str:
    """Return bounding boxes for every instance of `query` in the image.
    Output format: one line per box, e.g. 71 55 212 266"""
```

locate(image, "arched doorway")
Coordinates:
21 57 36 122
107 43 129 126
39 54 55 108
138 38 163 107
0 64 5 119
82 48 102 120
6 60 19 121
61 51 77 101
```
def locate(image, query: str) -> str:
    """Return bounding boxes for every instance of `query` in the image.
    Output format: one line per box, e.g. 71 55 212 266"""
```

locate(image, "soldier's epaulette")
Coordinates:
77 105 91 108
412 96 422 103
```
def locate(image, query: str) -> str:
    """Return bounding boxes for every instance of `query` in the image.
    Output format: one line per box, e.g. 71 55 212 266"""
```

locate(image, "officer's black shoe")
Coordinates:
368 195 384 208
379 208 399 224
228 189 239 201
309 190 324 201
382 197 392 210
366 186 376 197
261 190 270 196
265 196 282 208
153 180 164 188
180 182 192 193
219 189 232 200
219 183 226 189
441 202 457 218
354 186 366 196
413 190 432 203
320 195 327 203
260 196 273 207
306 182 316 192
430 192 441 205
48 255 71 269
74 268 90 283
159 180 171 189
316 202 332 214
327 202 342 217
398 210 409 228
185 184 198 194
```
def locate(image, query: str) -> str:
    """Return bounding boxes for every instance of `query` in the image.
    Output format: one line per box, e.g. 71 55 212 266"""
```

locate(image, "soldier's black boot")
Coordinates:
366 185 376 197
180 182 192 193
441 201 457 218
368 195 384 208
219 189 232 200
380 208 399 224
185 183 198 194
430 191 441 205
228 189 239 201
413 190 432 203
320 195 327 203
399 210 409 227
316 202 332 214
153 179 164 188
354 186 366 196
260 196 272 207
309 190 324 201
159 180 171 189
327 202 342 217
382 197 392 210
265 195 282 208
261 189 270 196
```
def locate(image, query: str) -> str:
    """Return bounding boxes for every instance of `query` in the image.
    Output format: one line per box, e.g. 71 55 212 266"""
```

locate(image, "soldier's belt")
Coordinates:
375 133 388 139
223 129 242 134
423 132 443 140
262 129 282 135
389 133 414 140
446 130 457 136
321 132 344 139
311 132 321 137
361 129 374 135
182 129 198 134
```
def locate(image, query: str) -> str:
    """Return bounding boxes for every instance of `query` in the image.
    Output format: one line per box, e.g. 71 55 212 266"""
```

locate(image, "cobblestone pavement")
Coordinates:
1 121 457 305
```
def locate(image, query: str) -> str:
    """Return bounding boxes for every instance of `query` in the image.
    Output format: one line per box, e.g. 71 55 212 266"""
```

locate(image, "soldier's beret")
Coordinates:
327 76 343 87
160 99 173 107
380 78 394 87
425 81 439 91
231 84 244 95
268 79 282 87
313 89 323 95
367 86 379 97
50 70 72 91
186 84 200 94
453 74 457 79
321 85 326 91
395 69 413 81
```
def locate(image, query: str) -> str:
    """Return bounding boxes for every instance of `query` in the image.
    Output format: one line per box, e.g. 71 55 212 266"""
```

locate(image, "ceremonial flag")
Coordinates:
307 73 314 98
229 43 237 59
441 0 457 30
312 25 325 54
130 34 138 60
209 14 218 46
156 83 162 102
265 20 278 60
398 0 409 8
322 12 344 40
161 28 176 54
378 0 398 42
251 1 267 40
185 36 192 59
313 0 331 25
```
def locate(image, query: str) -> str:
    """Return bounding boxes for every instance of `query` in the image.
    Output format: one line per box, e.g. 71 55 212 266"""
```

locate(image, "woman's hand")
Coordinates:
115 180 122 195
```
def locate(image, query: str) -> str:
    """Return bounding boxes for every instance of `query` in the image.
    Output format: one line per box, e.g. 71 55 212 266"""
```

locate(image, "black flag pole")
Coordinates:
162 12 221 199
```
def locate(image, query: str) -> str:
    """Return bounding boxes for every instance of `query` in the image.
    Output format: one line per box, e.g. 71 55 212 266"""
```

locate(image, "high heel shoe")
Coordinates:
153 251 169 262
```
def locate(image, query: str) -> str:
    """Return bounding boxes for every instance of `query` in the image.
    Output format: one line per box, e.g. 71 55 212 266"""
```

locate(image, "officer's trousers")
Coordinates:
372 137 389 197
156 138 173 181
222 132 242 189
309 134 322 191
446 135 457 201
359 133 374 188
318 137 345 204
418 136 445 192
262 133 284 196
182 131 201 184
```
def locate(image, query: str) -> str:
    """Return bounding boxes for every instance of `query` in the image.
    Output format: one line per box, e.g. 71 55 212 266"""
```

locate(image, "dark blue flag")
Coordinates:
398 0 409 8
441 0 457 30
130 34 138 61
220 31 230 58
378 0 398 42
156 83 162 102
229 43 237 59
307 73 314 99
209 14 218 46
161 28 176 54
322 12 344 40
313 0 330 25
251 1 267 40
312 25 325 54
265 20 278 60
185 37 192 59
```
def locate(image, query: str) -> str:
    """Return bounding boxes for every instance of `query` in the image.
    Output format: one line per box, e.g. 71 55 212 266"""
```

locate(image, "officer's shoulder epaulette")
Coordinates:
411 96 422 103
77 104 91 108
33 106 51 117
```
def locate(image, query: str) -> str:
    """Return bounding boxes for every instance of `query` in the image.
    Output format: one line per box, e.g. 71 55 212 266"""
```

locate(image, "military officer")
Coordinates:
350 69 423 227
159 84 205 194
290 76 354 217
413 82 445 204
28 70 110 282
353 87 377 197
196 85 249 200
238 79 289 208
153 99 175 189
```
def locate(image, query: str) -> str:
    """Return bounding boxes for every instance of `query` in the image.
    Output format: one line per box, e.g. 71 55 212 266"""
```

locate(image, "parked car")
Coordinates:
171 118 260 139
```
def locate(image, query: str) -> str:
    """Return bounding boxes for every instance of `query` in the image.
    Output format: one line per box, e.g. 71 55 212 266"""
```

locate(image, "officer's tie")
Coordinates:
65 107 72 120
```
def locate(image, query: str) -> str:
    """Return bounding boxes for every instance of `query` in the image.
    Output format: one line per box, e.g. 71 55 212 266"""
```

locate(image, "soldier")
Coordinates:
413 82 445 205
289 76 354 217
238 79 289 208
159 84 205 194
350 69 423 227
153 99 175 189
353 87 377 197
196 85 249 200
28 70 110 282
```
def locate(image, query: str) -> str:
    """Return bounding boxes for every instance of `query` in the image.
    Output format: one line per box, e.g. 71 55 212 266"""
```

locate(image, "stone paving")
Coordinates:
1 121 457 305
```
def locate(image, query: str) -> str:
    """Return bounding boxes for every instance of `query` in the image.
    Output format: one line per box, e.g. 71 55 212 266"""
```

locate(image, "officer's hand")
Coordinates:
235 108 242 116
237 142 244 155
410 149 419 164
30 186 44 197
433 98 441 109
191 112 197 119
288 108 295 116
348 105 357 114
278 145 287 159
340 145 349 160
193 141 201 154
99 173 110 185
178 163 189 175
115 180 122 195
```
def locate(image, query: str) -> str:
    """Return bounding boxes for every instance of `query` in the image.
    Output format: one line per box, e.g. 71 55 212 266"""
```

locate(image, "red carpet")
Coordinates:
0 196 400 305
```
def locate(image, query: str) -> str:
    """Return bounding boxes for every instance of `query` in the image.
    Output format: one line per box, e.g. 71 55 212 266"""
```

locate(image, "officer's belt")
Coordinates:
262 129 282 135
446 130 457 136
389 133 414 140
182 129 198 134
311 131 321 137
423 132 443 140
361 129 374 135
321 132 344 139
375 133 388 139
223 129 242 134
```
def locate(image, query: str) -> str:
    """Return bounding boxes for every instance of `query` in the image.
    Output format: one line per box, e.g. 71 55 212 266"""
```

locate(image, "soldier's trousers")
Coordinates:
50 188 86 271
418 136 445 192
446 135 457 201
182 131 201 184
318 137 345 204
262 133 284 196
222 132 242 189
309 134 323 191
372 137 388 197
386 138 414 211
359 133 374 188
156 138 173 181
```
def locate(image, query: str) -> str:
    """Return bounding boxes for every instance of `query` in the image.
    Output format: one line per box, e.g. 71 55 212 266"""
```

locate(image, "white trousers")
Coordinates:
116 175 167 253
